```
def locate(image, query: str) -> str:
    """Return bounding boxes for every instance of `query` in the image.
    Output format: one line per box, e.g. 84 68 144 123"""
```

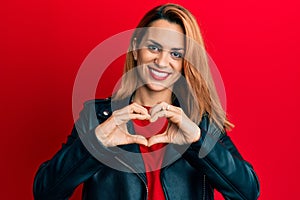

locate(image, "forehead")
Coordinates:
140 20 185 49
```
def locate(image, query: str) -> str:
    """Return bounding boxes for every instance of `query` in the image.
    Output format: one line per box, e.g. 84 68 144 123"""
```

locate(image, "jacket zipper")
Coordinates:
114 156 149 200
203 174 206 200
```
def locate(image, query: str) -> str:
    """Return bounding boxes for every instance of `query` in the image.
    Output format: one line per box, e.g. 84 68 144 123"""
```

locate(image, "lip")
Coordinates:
148 66 171 81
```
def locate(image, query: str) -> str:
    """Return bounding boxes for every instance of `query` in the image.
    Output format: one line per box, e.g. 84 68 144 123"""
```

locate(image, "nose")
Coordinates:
154 50 169 67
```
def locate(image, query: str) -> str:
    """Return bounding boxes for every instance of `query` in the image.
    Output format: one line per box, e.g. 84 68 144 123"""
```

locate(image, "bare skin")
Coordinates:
95 102 150 147
95 19 201 147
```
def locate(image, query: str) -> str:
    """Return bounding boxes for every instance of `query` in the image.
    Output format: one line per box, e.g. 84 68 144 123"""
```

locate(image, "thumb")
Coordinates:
148 133 169 147
126 134 148 146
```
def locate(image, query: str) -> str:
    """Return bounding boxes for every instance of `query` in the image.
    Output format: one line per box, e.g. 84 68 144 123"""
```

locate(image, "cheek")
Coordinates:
174 62 183 73
136 64 148 80
137 49 155 64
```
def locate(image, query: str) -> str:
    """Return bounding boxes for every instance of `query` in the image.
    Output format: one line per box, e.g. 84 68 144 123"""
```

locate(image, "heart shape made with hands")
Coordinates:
127 103 200 147
130 104 182 147
133 116 168 152
133 115 169 139
132 111 170 148
96 102 200 147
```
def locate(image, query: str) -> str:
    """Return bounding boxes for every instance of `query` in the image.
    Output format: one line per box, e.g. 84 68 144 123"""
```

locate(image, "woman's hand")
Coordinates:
95 103 150 147
95 102 200 147
148 102 201 147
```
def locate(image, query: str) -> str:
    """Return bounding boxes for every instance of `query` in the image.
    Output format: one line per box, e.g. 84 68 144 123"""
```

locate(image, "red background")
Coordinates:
1 0 300 199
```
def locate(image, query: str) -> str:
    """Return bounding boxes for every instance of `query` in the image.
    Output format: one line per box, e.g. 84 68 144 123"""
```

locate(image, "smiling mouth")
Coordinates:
148 67 170 80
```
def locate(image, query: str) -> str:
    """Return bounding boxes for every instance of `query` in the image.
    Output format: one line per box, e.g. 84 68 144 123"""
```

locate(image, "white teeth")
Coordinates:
150 68 169 78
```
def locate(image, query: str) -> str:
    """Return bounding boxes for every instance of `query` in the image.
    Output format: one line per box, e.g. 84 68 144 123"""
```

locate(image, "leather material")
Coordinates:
33 98 260 200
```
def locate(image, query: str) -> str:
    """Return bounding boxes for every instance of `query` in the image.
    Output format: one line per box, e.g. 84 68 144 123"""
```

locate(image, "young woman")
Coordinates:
34 4 260 200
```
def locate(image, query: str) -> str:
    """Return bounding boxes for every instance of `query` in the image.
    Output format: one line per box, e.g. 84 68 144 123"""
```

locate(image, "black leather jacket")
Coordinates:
33 98 260 200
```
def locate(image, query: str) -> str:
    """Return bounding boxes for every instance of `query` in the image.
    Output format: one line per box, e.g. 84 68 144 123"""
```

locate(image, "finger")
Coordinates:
127 103 151 119
149 102 167 115
125 134 148 146
156 107 185 125
150 108 180 122
148 133 169 146
117 113 151 122
150 110 167 122
112 112 127 126
128 113 151 120
113 110 150 126
129 103 150 116
149 102 170 122
150 103 183 120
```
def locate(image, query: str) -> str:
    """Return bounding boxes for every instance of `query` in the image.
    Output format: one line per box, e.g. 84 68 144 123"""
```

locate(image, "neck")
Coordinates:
133 87 173 107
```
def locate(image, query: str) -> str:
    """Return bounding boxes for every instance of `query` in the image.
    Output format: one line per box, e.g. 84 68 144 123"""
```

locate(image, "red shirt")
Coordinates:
133 108 168 200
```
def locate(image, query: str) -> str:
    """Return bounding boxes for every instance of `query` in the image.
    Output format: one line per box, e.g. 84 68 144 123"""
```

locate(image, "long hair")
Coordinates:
114 3 233 130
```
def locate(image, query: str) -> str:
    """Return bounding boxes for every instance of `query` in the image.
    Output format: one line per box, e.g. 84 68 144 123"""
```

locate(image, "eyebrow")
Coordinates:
148 39 185 51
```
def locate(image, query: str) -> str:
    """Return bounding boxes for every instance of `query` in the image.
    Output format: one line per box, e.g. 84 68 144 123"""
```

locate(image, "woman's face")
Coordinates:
134 19 185 92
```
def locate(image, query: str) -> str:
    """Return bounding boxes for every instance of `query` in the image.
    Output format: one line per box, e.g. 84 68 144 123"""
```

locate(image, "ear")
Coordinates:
132 37 138 60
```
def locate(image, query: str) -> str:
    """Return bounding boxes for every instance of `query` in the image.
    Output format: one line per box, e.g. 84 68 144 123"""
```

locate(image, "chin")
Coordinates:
145 82 170 92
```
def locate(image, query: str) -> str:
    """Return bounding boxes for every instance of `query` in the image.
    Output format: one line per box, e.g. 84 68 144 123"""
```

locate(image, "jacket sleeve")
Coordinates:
183 116 260 200
33 102 109 200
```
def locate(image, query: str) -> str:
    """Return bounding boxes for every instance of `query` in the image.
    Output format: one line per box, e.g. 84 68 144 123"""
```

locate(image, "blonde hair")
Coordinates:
114 3 233 131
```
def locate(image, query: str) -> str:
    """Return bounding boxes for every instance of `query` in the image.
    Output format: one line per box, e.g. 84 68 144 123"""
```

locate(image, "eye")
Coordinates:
171 51 183 59
148 44 160 52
